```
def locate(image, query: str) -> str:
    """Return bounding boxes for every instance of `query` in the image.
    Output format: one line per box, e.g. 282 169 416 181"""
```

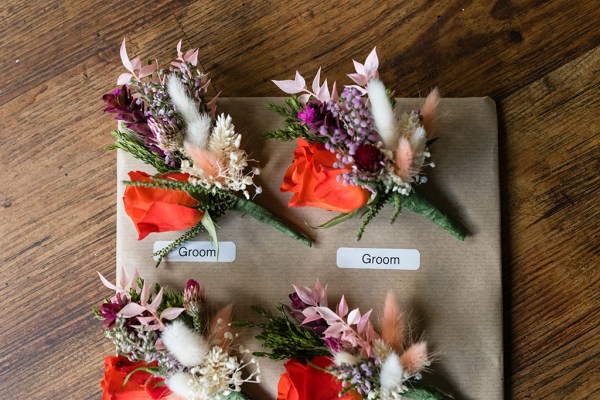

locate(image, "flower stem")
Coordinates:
402 190 467 240
402 383 456 400
222 391 251 400
233 198 313 247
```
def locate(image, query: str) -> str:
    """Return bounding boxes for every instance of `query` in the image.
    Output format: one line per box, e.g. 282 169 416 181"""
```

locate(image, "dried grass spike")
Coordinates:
421 88 440 136
209 304 234 347
381 291 405 352
400 341 430 376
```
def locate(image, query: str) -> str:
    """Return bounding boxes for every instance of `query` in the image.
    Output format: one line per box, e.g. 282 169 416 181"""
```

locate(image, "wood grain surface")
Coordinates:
0 1 598 399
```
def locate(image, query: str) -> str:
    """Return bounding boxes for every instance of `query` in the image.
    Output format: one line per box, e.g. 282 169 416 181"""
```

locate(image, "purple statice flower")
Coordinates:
98 293 128 329
331 357 381 397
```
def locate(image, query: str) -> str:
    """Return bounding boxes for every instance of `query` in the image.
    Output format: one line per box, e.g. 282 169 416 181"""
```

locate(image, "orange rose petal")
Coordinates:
281 139 369 213
277 371 299 400
123 171 203 240
277 357 357 400
102 356 164 400
136 201 203 240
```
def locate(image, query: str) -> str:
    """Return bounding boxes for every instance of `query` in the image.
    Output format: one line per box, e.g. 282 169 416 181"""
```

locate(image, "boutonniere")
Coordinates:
267 48 465 240
95 267 259 399
103 39 311 266
237 281 453 400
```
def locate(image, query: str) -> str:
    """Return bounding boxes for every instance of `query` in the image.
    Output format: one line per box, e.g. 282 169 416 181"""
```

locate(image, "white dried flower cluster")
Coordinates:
183 346 260 399
182 113 262 199
163 320 260 400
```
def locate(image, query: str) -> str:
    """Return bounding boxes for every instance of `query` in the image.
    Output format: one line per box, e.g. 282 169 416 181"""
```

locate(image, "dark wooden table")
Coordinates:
1 1 598 398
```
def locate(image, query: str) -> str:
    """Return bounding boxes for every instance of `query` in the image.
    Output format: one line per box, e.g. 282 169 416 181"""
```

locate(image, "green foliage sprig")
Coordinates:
106 129 177 174
265 96 311 141
233 304 330 361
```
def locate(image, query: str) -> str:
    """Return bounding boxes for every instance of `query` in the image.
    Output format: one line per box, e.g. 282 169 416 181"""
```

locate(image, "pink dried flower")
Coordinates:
400 341 430 375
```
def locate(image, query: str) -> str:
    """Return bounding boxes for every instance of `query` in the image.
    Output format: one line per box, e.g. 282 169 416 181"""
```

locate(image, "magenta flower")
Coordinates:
98 293 128 329
297 106 316 126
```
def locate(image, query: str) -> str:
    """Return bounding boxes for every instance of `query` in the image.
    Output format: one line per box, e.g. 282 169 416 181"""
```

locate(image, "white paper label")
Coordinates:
336 247 420 270
153 241 236 263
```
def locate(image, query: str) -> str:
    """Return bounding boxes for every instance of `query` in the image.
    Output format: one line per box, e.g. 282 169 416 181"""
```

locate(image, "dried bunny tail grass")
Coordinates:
420 88 440 137
400 340 430 376
380 291 405 352
394 136 414 181
333 351 360 366
208 304 234 348
167 75 212 149
162 320 209 367
380 352 404 390
167 372 196 399
368 79 397 150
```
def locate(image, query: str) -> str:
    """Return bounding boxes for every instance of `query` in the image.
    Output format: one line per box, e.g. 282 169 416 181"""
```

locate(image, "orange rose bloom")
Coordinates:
101 355 171 399
123 171 203 240
281 139 369 213
277 356 362 400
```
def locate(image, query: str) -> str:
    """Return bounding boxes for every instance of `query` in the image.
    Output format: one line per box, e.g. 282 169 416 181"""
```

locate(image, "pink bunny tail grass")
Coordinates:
209 303 234 347
394 136 414 181
400 341 430 375
421 88 440 137
184 142 223 180
381 291 405 352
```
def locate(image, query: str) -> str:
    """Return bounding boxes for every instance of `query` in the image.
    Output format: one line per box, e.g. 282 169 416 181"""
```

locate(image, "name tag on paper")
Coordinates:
153 241 236 263
336 248 420 270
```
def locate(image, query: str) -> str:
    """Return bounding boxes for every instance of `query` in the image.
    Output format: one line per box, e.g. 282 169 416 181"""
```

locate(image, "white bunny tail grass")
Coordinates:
167 75 212 149
167 371 196 398
368 79 397 150
333 351 360 366
380 352 404 390
161 320 209 367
